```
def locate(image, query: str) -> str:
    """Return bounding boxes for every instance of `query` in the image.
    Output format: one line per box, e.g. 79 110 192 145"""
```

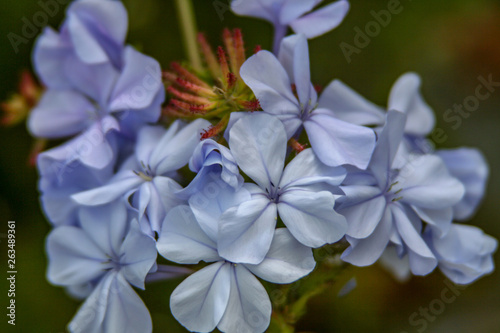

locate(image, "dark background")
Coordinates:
0 0 499 332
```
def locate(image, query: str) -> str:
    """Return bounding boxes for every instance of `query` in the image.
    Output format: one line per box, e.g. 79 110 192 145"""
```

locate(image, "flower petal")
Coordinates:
157 206 220 264
46 226 107 286
318 79 385 126
69 272 152 333
396 155 465 209
170 262 231 333
218 265 272 333
28 90 94 138
278 189 347 247
246 228 316 283
341 206 392 266
229 113 287 191
218 197 277 264
72 171 144 206
304 110 376 169
437 148 489 221
388 72 435 136
109 46 163 112
278 34 317 106
290 0 350 38
280 148 346 189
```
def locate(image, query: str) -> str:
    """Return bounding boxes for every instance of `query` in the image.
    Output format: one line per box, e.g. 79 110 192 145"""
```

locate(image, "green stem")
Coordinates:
174 0 202 71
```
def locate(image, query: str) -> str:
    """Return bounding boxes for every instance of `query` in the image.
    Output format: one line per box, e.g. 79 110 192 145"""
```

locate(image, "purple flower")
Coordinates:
71 120 210 234
220 112 347 264
46 202 157 333
29 0 164 169
338 111 465 276
231 0 350 53
157 203 315 333
240 34 376 169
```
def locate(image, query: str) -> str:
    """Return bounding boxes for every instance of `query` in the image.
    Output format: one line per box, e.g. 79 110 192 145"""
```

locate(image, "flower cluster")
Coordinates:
21 0 496 332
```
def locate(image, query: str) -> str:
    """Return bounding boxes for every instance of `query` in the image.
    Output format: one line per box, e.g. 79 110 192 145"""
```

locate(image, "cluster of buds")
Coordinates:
163 29 260 140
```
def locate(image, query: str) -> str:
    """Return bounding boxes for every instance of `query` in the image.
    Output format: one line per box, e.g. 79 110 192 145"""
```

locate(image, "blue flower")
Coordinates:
239 34 376 169
220 112 347 264
71 119 210 234
338 111 465 275
319 72 435 154
157 202 316 333
37 141 116 226
231 0 350 53
437 148 489 221
29 0 164 169
178 139 243 199
46 202 157 333
322 73 490 222
424 224 497 284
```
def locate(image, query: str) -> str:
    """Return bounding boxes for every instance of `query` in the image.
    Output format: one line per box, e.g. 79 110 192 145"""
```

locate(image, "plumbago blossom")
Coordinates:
46 202 157 332
240 34 377 169
323 73 490 222
9 0 497 332
221 113 347 264
231 0 350 52
72 119 210 234
29 0 164 169
158 198 315 332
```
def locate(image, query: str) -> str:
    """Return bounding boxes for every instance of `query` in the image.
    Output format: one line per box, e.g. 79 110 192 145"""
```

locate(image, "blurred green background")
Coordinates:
0 0 499 332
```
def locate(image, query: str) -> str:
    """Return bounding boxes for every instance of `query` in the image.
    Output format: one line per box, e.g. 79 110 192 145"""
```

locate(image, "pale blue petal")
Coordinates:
280 148 346 189
189 186 251 243
120 220 157 289
218 265 272 333
278 189 347 247
72 171 144 206
218 197 277 265
341 206 392 266
157 206 220 264
170 262 231 333
290 0 350 38
240 51 301 136
396 155 465 209
278 34 317 106
69 272 152 333
391 204 437 275
368 110 407 187
67 0 127 65
279 0 321 24
109 46 163 112
134 125 167 166
246 228 316 283
78 201 128 257
229 113 287 191
426 224 497 284
388 72 435 136
28 90 94 138
150 119 211 175
411 205 453 237
437 148 489 221
231 0 277 22
318 79 385 126
304 110 376 169
339 193 386 239
46 226 107 286
33 27 72 88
